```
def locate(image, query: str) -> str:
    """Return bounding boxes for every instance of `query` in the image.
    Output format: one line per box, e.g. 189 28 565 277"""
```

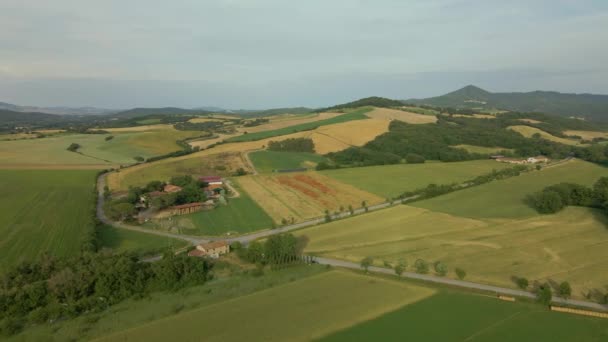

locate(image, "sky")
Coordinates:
1 0 607 109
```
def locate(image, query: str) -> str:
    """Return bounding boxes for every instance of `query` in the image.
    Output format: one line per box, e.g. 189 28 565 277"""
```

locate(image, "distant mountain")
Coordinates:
0 101 116 116
408 85 608 121
0 109 71 131
112 107 213 119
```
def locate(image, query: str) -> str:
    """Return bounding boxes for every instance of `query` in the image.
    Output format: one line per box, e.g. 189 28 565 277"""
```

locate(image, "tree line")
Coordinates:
527 177 608 214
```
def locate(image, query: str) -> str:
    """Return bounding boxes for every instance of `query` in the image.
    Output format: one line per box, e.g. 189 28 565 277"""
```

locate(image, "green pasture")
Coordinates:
98 225 187 256
0 169 97 271
249 150 328 173
227 107 372 142
321 160 512 198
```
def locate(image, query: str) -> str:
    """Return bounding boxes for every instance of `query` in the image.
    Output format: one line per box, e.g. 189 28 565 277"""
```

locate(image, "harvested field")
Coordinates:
0 132 39 140
238 172 384 223
237 112 341 134
507 125 586 146
366 107 437 123
564 130 608 140
188 117 223 123
249 150 328 173
300 118 389 154
97 271 434 342
518 118 543 124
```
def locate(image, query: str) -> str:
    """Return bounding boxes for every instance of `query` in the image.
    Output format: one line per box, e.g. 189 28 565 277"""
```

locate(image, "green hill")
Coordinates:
408 85 608 121
321 96 404 111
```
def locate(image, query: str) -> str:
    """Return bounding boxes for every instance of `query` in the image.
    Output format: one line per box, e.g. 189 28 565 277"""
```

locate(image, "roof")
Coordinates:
164 184 183 193
170 202 203 210
198 240 229 250
188 249 206 257
200 176 222 183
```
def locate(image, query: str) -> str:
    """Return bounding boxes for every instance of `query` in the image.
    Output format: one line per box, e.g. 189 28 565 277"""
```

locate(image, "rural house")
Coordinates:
188 241 230 258
164 184 183 193
527 155 550 163
200 176 223 185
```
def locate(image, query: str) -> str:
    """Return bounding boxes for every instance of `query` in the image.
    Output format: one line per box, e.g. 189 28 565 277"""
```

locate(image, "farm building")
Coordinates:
527 155 550 163
188 241 230 258
200 176 223 185
496 156 549 164
164 184 183 193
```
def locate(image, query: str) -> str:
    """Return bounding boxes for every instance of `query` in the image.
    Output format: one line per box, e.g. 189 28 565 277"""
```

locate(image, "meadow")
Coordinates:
238 172 384 223
96 270 434 342
249 150 328 173
319 291 608 341
413 159 608 219
508 125 586 146
165 180 275 235
226 107 373 142
321 160 512 198
0 169 97 271
98 225 187 255
298 160 608 296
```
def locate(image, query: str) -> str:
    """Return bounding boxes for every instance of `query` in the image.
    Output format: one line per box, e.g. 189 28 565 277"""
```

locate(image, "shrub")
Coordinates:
434 261 448 276
405 153 425 164
414 259 429 274
516 277 529 290
455 268 466 280
536 283 553 305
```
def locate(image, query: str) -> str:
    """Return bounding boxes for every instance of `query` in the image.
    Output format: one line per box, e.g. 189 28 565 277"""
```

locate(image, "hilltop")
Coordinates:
408 85 608 121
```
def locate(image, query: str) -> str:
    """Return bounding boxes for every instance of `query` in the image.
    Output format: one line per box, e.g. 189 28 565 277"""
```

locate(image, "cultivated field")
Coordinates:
452 144 514 154
320 291 608 341
414 159 608 219
298 205 608 297
238 172 384 223
365 107 437 124
249 150 328 173
0 169 97 271
97 271 434 342
518 118 543 124
109 119 389 190
236 112 341 134
564 130 608 140
321 160 512 198
98 225 187 255
108 151 251 190
507 125 586 146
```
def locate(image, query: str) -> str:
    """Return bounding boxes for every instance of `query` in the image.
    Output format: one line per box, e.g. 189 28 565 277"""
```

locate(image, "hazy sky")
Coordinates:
1 0 607 108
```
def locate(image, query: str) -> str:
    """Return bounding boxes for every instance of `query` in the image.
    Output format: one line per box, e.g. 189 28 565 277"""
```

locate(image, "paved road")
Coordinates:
312 257 608 312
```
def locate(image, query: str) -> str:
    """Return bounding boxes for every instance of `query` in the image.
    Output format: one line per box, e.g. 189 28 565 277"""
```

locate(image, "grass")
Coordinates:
508 125 586 146
319 291 608 341
237 172 384 224
226 107 373 142
298 204 608 298
167 180 275 235
9 265 328 341
321 160 513 198
96 270 434 342
98 225 187 256
452 144 514 154
413 159 608 219
249 150 328 173
0 169 97 271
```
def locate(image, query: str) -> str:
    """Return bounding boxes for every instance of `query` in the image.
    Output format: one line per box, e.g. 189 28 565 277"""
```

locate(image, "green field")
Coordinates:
97 270 434 342
98 225 187 256
452 144 514 154
227 107 372 142
319 291 608 341
0 169 97 270
169 180 275 235
298 160 608 295
414 159 608 219
321 160 512 198
249 150 328 173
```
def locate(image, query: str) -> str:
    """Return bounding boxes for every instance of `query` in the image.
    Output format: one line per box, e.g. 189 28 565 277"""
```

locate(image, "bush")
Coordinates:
434 261 448 276
67 143 81 152
0 318 23 336
405 153 425 164
536 283 553 305
516 277 529 290
527 190 564 214
455 268 466 280
558 281 572 299
414 259 429 274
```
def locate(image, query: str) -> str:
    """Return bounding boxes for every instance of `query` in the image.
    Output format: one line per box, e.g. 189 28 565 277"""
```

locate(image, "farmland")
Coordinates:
298 160 608 297
320 291 608 341
236 112 341 134
156 180 275 235
321 160 512 198
365 107 437 123
226 107 373 142
238 172 384 223
0 169 97 271
564 130 608 140
507 125 586 146
249 150 328 173
98 225 187 255
97 270 435 342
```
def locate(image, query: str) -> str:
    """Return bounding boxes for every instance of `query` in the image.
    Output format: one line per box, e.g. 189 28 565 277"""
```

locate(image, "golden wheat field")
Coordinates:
237 172 384 223
365 107 437 124
236 112 342 134
507 125 586 146
564 130 608 140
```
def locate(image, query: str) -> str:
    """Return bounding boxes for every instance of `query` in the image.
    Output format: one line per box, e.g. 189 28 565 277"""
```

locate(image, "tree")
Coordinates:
394 261 406 277
434 261 448 276
66 143 80 152
234 168 247 176
324 209 332 223
536 283 553 305
558 281 572 299
528 190 564 214
360 257 373 273
516 277 529 290
405 153 425 164
361 200 368 212
455 268 466 280
414 259 429 274
348 205 354 215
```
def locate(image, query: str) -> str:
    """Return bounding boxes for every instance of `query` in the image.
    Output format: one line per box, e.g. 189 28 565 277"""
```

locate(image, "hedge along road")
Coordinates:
96 164 608 313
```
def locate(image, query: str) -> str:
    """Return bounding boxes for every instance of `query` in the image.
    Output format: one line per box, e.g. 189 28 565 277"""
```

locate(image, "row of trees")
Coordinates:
0 253 212 336
527 178 608 214
234 234 308 266
360 257 466 280
267 138 315 153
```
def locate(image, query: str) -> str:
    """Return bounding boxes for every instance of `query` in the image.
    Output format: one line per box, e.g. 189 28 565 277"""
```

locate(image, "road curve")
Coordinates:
312 257 608 313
